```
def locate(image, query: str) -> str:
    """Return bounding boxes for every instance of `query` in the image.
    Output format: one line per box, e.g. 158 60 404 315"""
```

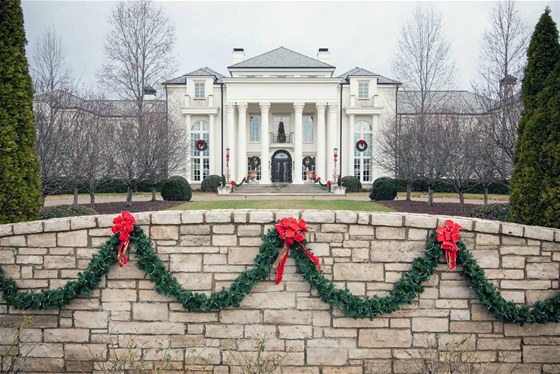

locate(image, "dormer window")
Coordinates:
194 82 205 98
358 81 369 98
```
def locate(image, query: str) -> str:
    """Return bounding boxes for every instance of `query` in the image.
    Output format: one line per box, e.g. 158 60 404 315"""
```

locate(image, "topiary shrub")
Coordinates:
39 205 97 220
161 177 192 201
464 204 510 222
340 176 362 192
200 175 223 192
369 177 398 201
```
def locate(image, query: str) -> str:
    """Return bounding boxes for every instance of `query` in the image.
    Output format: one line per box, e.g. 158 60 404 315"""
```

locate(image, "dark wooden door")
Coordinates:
271 151 292 182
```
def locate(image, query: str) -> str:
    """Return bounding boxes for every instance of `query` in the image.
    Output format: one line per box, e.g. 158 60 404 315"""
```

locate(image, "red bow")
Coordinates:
435 220 462 270
359 139 365 147
112 211 136 267
327 180 331 187
274 218 321 284
197 139 204 148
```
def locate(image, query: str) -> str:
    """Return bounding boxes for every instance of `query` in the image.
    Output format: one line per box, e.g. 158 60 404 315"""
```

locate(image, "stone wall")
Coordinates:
1 210 560 373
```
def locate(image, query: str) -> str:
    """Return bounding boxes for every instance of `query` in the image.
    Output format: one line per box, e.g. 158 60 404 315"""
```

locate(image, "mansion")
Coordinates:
164 47 400 185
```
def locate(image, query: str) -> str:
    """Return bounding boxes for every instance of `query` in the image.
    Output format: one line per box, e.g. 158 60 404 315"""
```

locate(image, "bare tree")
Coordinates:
391 4 456 206
30 27 76 204
99 0 177 205
472 0 529 178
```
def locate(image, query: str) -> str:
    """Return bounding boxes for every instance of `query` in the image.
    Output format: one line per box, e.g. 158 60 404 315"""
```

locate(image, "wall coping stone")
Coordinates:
1 210 559 242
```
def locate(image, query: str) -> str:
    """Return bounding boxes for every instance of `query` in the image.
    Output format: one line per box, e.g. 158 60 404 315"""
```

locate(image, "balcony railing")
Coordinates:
269 131 295 144
350 95 375 107
183 95 214 107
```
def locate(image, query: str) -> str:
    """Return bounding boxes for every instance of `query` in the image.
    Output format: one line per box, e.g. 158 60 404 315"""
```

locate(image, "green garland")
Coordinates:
1 224 560 325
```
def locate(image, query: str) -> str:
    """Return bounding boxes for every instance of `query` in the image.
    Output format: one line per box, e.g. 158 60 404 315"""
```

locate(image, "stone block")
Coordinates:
18 358 64 372
212 235 237 246
205 324 243 338
371 213 403 227
501 256 525 269
21 343 63 358
473 220 500 234
181 235 212 246
0 223 13 236
411 318 449 332
524 226 555 241
526 262 559 279
206 211 232 223
500 245 540 255
240 292 296 309
333 263 383 281
44 328 90 342
348 225 374 237
133 303 169 321
151 225 179 240
484 269 524 279
376 227 406 240
110 321 185 335
74 311 108 328
249 211 274 223
65 343 106 361
263 310 312 325
505 324 560 336
219 309 260 324
523 345 560 363
449 321 492 333
57 230 87 247
408 228 428 241
12 220 43 235
336 211 358 223
43 256 76 269
371 241 424 262
212 224 235 234
302 210 335 223
180 224 211 235
152 212 182 224
359 329 412 347
478 338 520 350
170 254 202 272
239 237 263 246
279 325 313 339
405 214 438 229
228 247 260 265
0 235 26 247
102 288 137 302
69 216 97 230
470 249 499 268
307 348 348 366
439 281 475 298
500 280 551 289
181 211 204 224
175 273 212 290
27 233 56 248
476 233 500 246
237 225 262 236
500 223 524 237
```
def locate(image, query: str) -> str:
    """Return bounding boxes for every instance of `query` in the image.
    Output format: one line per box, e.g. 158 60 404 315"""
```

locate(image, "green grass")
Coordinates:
397 192 509 201
170 200 393 212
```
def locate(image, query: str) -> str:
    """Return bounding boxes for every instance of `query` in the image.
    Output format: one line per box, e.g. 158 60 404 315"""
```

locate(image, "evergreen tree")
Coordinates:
508 8 560 226
0 0 42 223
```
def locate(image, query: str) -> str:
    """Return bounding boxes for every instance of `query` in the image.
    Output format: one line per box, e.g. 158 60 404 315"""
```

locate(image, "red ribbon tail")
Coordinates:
275 249 290 284
300 242 321 270
117 241 124 267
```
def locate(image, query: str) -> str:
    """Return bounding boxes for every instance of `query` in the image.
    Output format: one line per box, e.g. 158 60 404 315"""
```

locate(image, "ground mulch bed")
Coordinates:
90 200 185 215
376 199 480 217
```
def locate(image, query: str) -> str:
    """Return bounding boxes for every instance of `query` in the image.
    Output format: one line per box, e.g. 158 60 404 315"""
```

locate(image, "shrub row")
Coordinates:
391 179 510 195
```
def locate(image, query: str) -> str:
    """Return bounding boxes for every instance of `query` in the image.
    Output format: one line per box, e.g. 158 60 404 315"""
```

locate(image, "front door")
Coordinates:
271 150 292 183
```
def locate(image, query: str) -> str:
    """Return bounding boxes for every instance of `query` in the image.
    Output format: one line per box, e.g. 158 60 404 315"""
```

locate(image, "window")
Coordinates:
191 120 209 182
194 82 205 98
250 115 261 142
358 81 369 98
272 115 291 143
354 120 373 182
247 155 261 181
303 115 313 142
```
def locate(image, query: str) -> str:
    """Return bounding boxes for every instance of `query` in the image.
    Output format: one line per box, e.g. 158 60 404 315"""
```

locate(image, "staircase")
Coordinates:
231 183 330 196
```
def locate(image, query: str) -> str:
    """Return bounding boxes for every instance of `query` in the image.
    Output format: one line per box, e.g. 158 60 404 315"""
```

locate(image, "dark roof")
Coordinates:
397 90 489 115
228 47 335 69
164 67 225 85
339 67 400 85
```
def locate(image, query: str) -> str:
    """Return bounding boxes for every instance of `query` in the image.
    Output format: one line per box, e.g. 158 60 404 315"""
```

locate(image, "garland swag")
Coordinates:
1 218 560 325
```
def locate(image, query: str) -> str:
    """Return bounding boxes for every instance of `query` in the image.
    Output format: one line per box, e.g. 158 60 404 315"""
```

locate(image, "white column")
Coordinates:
185 114 192 181
316 102 327 180
209 114 216 175
259 102 271 184
226 103 236 180
348 114 355 178
237 102 248 181
327 103 338 182
293 102 305 184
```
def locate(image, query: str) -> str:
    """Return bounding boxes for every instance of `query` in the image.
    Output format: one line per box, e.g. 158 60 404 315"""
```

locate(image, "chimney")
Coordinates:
232 48 245 64
317 48 330 64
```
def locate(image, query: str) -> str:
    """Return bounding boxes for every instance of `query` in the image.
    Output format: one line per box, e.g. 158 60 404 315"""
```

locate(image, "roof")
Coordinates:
164 67 225 85
339 67 400 85
397 90 490 115
228 47 335 69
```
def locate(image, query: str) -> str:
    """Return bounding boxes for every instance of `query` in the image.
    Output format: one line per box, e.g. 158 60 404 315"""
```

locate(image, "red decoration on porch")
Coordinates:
274 218 321 284
327 180 331 187
435 219 462 270
112 211 136 267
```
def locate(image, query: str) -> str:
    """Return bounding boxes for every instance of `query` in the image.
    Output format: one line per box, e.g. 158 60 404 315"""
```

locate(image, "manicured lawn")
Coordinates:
170 200 393 212
397 192 509 201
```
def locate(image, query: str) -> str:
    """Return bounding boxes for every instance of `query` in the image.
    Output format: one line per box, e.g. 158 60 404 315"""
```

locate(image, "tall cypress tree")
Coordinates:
508 8 560 226
0 0 42 223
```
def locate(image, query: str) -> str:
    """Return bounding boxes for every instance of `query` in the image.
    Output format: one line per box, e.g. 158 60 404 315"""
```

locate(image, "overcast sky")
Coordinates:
22 1 560 92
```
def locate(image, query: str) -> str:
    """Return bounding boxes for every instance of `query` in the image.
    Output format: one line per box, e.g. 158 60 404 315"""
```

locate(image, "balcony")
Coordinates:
181 95 218 115
345 95 383 115
350 95 375 107
269 131 295 145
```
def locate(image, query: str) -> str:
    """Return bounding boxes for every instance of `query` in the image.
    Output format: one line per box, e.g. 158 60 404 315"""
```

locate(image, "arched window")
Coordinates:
354 120 373 182
191 120 209 182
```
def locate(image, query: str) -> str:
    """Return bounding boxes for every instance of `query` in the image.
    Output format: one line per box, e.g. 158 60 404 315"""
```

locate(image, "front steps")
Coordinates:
230 182 330 196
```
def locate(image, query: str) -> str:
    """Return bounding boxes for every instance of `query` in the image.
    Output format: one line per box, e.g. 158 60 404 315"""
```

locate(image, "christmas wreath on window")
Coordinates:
355 139 368 152
248 156 261 170
196 139 208 152
303 156 315 170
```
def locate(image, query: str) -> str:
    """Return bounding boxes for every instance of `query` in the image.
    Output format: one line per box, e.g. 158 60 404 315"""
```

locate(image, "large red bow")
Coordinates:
274 218 321 284
435 219 462 270
359 139 365 147
112 211 136 267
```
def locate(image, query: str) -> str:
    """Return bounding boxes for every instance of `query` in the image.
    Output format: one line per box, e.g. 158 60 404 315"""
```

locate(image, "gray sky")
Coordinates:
22 1 560 91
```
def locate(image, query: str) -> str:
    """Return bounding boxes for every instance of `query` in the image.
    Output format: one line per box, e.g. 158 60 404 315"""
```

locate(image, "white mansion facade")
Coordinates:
164 47 399 185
